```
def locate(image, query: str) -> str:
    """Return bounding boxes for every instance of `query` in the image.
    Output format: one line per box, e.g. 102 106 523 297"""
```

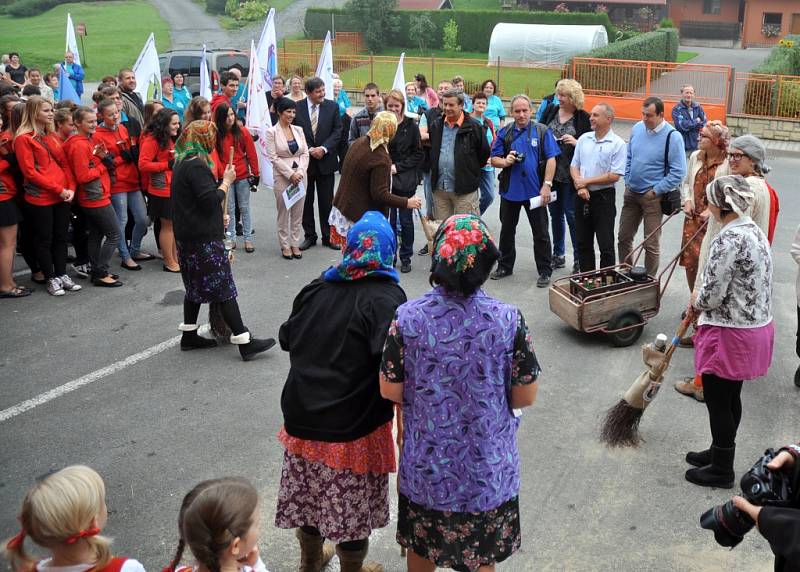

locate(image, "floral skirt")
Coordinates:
327 206 351 249
274 451 390 543
397 493 521 572
176 240 237 304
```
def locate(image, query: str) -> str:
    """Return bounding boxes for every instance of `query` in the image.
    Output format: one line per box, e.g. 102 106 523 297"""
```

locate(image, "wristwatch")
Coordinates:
544 181 553 187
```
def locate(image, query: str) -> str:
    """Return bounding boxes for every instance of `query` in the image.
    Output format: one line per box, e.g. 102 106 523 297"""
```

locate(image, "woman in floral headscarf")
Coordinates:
380 214 540 572
276 211 406 572
329 111 422 249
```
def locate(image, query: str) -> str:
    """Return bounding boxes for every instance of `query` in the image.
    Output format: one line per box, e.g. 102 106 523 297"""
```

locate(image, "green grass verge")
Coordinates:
676 50 699 63
450 0 501 9
0 1 170 81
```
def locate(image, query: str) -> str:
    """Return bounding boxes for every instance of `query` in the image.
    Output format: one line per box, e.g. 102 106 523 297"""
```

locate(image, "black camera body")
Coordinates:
701 449 798 548
513 152 525 163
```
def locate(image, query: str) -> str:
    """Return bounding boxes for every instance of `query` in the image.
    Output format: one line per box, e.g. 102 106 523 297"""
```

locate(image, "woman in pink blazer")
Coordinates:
266 97 310 260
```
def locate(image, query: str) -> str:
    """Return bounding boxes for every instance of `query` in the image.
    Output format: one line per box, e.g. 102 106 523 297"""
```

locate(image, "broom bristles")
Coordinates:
600 399 645 447
208 302 231 343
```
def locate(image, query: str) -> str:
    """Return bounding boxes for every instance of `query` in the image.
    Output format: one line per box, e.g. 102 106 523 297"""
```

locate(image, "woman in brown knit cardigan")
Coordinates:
329 111 422 248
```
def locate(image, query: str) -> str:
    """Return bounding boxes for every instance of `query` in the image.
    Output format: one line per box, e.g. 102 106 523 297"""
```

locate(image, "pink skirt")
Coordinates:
694 322 774 381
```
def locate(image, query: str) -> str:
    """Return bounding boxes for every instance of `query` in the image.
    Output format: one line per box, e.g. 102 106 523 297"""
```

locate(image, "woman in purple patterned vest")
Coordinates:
380 214 541 572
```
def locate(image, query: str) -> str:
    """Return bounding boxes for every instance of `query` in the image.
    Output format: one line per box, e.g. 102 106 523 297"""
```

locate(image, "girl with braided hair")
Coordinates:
165 477 269 572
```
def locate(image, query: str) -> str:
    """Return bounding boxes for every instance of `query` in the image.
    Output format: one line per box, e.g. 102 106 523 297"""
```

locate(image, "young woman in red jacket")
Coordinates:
138 108 180 272
0 110 30 297
94 98 154 271
64 106 123 288
13 96 81 297
213 102 259 252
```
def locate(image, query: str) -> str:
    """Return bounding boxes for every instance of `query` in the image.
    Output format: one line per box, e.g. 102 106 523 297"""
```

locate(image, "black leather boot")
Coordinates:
685 448 711 467
685 445 735 488
179 324 217 351
230 330 276 361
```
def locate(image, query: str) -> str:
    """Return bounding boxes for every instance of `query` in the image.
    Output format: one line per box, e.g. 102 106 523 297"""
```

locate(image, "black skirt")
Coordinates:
397 493 521 572
0 199 22 227
148 195 172 220
176 240 237 304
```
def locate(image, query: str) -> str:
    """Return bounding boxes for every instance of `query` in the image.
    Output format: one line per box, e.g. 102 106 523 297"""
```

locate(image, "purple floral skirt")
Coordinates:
397 493 521 572
176 240 237 304
274 451 390 543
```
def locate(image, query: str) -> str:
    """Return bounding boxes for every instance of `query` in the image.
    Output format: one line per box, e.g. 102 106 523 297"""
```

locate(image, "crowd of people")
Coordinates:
1 47 799 571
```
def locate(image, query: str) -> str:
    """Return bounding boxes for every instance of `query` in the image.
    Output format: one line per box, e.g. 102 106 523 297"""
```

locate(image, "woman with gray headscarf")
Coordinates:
684 174 774 489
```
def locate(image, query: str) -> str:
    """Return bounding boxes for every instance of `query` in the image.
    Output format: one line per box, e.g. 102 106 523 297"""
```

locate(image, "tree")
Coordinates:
442 18 460 52
409 14 436 53
345 0 400 53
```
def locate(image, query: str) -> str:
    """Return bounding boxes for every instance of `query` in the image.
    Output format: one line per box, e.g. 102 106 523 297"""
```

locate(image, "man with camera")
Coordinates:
703 444 800 570
489 94 560 287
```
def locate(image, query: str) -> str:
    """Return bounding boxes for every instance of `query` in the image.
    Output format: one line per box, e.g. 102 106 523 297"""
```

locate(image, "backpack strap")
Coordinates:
663 128 675 177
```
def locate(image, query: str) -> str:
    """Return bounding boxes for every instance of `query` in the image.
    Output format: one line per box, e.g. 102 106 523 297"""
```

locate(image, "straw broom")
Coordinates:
209 148 236 342
600 315 693 447
415 208 441 254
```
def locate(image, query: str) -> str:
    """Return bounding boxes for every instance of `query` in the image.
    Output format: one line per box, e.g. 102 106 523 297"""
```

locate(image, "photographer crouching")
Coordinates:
702 443 800 570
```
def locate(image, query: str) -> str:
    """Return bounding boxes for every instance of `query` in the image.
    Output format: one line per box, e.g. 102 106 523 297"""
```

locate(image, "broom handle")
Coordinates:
650 314 694 381
416 208 435 241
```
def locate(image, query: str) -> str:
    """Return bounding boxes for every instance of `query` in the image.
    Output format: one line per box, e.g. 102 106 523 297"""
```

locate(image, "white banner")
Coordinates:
392 52 406 96
245 37 274 188
315 31 334 100
66 13 81 65
199 44 212 100
132 33 161 102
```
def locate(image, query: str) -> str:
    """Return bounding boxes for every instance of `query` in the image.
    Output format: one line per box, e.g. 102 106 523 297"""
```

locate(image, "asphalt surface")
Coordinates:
2 146 798 571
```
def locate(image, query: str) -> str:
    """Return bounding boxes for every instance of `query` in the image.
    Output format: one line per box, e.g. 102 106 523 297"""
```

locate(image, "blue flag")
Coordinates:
58 64 81 105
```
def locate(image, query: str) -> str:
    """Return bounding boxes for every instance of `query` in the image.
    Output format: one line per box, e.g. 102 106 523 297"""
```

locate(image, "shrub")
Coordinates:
744 36 800 116
206 0 227 14
442 19 460 52
229 0 267 21
5 0 103 17
581 27 677 62
659 18 674 28
409 14 436 52
305 8 615 52
344 0 399 54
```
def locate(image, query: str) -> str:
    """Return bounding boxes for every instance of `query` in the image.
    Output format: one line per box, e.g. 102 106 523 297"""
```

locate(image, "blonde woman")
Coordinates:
266 97 309 260
540 78 590 274
288 75 304 102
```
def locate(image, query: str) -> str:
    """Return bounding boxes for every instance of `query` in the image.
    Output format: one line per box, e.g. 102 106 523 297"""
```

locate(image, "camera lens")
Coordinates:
700 501 754 548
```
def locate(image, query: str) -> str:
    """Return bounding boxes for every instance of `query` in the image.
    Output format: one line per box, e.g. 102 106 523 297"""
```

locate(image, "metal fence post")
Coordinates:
726 66 735 116
370 54 374 83
775 75 783 117
645 62 652 97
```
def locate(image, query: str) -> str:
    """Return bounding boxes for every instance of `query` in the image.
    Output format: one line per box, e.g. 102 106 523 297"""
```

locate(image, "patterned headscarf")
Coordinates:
174 120 216 169
705 174 754 216
431 214 494 273
323 211 399 283
367 111 397 151
700 120 730 151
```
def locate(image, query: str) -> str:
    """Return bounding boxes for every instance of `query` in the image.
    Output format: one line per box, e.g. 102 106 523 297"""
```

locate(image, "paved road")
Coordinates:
2 149 798 570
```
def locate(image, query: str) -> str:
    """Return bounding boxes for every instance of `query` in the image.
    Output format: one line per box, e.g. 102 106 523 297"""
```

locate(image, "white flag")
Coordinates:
199 45 212 100
392 52 406 96
65 13 81 65
132 33 162 102
315 31 334 101
245 38 274 188
255 8 279 88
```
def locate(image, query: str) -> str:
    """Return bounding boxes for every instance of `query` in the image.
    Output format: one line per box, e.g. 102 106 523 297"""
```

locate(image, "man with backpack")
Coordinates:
490 94 560 287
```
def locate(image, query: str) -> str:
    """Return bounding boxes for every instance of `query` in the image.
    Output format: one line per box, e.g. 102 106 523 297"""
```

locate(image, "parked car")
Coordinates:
159 49 249 97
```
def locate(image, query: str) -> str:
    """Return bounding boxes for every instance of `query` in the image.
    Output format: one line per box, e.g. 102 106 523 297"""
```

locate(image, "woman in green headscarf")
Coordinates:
171 120 275 361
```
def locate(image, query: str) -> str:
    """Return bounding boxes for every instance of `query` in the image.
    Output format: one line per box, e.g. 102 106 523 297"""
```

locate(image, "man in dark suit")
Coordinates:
293 76 343 250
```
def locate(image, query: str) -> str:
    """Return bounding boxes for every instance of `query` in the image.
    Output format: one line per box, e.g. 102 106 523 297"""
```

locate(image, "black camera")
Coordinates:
701 449 796 548
513 152 525 163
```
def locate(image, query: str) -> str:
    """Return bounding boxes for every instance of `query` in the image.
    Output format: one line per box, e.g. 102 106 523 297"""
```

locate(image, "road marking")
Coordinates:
0 326 209 423
13 269 31 277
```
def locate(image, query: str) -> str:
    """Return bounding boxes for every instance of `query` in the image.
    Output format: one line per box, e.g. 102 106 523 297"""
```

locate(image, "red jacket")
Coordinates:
210 93 231 114
217 129 259 180
13 131 74 206
64 134 112 208
94 124 140 194
0 130 17 201
138 134 174 198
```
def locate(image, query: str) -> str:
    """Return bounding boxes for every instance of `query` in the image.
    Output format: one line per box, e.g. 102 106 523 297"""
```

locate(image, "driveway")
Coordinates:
683 45 772 73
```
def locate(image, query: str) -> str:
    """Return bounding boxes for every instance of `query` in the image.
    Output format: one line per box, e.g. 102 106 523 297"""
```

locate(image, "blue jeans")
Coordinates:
548 180 577 259
226 179 252 242
423 171 433 218
389 206 414 263
479 168 496 215
110 190 149 260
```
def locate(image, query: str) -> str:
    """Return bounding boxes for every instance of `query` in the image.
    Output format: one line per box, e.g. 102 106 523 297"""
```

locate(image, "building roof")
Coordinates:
559 0 666 4
396 0 452 9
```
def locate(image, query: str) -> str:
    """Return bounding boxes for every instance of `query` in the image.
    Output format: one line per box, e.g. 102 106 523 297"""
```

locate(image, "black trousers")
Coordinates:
702 373 743 449
183 297 245 336
796 306 799 359
18 202 39 273
83 204 121 279
575 187 616 271
498 197 552 276
27 202 70 279
302 170 335 243
70 200 89 265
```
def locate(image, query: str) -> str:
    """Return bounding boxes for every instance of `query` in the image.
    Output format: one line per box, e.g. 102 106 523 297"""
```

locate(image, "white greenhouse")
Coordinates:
487 23 608 67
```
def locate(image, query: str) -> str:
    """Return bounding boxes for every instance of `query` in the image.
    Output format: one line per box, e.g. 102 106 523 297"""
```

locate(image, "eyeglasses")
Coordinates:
727 152 747 162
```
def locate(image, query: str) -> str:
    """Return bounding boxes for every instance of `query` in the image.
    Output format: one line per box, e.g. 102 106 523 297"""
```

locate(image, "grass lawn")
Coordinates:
677 50 699 63
451 0 501 8
379 48 488 60
0 1 170 81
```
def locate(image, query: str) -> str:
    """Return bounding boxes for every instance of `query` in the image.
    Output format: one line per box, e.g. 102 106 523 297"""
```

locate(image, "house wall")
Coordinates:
668 0 739 30
742 0 799 47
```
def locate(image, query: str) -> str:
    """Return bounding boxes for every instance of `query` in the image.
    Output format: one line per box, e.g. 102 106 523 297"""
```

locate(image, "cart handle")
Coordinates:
623 210 681 269
656 218 709 299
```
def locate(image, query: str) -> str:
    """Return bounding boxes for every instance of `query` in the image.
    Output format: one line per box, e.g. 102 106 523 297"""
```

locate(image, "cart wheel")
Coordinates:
607 310 644 347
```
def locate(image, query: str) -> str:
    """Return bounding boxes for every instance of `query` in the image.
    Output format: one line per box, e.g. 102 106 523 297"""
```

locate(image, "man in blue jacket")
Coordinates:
617 96 686 275
61 50 84 97
672 84 706 157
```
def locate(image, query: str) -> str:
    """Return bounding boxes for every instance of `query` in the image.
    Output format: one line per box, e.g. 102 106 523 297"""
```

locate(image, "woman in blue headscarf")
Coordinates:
276 211 407 572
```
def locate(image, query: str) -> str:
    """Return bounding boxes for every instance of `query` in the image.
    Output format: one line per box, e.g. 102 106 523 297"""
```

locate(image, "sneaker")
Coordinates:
553 255 566 269
400 260 412 273
572 261 580 274
536 274 551 288
417 245 429 256
47 278 65 296
58 274 82 292
71 263 91 278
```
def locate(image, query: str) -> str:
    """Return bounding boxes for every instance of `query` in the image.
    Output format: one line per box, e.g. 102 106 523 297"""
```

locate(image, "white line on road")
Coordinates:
13 269 31 277
0 326 209 423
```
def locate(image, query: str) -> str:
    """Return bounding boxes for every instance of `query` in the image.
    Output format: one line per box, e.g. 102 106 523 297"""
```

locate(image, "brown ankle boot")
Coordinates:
335 541 384 572
295 528 335 572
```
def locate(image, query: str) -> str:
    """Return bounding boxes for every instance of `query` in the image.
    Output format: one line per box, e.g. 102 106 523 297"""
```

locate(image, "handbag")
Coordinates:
660 130 682 216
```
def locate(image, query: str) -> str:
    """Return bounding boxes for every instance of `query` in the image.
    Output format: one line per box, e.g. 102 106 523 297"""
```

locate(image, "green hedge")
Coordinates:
744 36 800 116
306 8 614 53
206 0 226 14
581 27 678 63
4 0 104 16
